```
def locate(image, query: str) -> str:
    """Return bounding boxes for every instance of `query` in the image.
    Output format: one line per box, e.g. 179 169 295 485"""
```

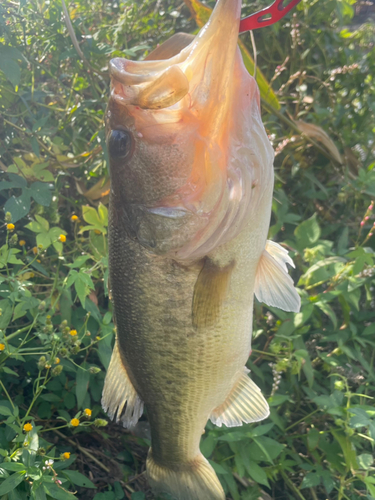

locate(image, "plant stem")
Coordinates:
0 380 15 410
280 469 307 500
284 409 319 432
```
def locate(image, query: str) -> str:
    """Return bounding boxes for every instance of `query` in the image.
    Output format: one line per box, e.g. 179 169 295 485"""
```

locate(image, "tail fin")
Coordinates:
146 449 225 500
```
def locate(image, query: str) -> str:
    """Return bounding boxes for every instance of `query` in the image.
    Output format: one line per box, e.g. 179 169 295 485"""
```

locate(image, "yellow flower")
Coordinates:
62 452 71 460
54 357 60 364
70 418 79 427
19 240 26 246
84 408 92 417
71 215 79 222
69 329 77 336
23 423 33 432
32 247 38 255
0 343 5 351
7 223 15 231
58 234 66 242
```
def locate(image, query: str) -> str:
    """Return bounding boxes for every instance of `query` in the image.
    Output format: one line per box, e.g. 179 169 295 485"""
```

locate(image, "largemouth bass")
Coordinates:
102 0 300 498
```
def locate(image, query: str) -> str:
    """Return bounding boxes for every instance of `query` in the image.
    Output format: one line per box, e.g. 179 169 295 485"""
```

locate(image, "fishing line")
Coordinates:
250 30 257 81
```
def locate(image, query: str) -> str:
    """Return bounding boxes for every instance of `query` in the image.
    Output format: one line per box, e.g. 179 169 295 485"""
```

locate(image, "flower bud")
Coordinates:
89 367 101 375
52 365 63 377
334 380 345 391
37 356 46 369
59 348 68 357
9 234 18 246
94 419 108 427
71 345 80 355
5 212 12 222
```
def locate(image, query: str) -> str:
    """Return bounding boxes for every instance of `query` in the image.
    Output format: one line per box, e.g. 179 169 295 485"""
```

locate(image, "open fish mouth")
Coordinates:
109 0 241 112
106 0 274 260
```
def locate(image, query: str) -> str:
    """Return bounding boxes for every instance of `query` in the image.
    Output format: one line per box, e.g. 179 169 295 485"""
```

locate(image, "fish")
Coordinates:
101 0 301 498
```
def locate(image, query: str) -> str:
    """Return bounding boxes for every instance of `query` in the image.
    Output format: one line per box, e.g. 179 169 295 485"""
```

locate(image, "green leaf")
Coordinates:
4 193 31 223
307 428 320 451
249 437 285 463
63 470 96 489
34 215 49 232
0 472 26 495
82 206 102 226
250 423 274 437
66 255 91 268
43 482 77 500
208 460 229 475
97 203 108 225
201 434 216 458
0 404 13 417
357 453 373 470
0 463 26 472
66 270 78 288
76 365 90 410
130 493 145 500
246 460 270 487
113 481 125 500
84 297 102 323
30 137 41 158
301 472 320 489
75 275 90 306
0 56 21 88
25 220 45 233
331 430 359 471
36 232 51 251
29 183 54 207
294 213 321 249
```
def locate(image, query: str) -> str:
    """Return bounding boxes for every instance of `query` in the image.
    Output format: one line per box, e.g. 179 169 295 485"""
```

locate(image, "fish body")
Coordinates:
102 0 300 499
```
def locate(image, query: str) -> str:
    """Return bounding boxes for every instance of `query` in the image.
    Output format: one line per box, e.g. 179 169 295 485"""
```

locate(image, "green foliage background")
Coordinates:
1 0 375 499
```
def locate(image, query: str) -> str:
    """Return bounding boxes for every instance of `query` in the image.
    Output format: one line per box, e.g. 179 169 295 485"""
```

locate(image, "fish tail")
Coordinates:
146 449 225 500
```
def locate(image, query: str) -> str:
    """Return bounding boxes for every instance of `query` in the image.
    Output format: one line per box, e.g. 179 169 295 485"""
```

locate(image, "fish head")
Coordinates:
106 0 274 259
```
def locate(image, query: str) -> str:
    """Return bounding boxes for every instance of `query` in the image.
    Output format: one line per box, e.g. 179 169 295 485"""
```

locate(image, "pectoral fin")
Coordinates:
210 367 269 427
254 240 301 313
102 339 143 428
192 258 234 329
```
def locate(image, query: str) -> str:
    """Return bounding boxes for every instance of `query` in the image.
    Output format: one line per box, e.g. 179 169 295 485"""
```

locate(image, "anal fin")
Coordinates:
210 368 269 427
101 339 143 428
254 240 301 313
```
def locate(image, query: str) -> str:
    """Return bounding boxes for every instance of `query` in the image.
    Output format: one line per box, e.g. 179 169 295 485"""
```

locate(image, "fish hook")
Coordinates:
239 0 302 33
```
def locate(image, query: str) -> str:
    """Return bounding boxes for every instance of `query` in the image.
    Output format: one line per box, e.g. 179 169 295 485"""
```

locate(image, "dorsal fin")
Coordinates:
144 33 195 61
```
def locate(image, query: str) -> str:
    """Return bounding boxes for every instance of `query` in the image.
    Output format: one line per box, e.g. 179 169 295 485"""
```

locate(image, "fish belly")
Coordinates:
108 189 271 466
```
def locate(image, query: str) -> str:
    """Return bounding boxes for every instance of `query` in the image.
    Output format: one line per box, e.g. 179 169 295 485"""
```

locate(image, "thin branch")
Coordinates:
60 0 106 77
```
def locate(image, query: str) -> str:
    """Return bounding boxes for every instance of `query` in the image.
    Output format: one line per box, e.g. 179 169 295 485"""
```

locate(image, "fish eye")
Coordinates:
108 129 133 160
